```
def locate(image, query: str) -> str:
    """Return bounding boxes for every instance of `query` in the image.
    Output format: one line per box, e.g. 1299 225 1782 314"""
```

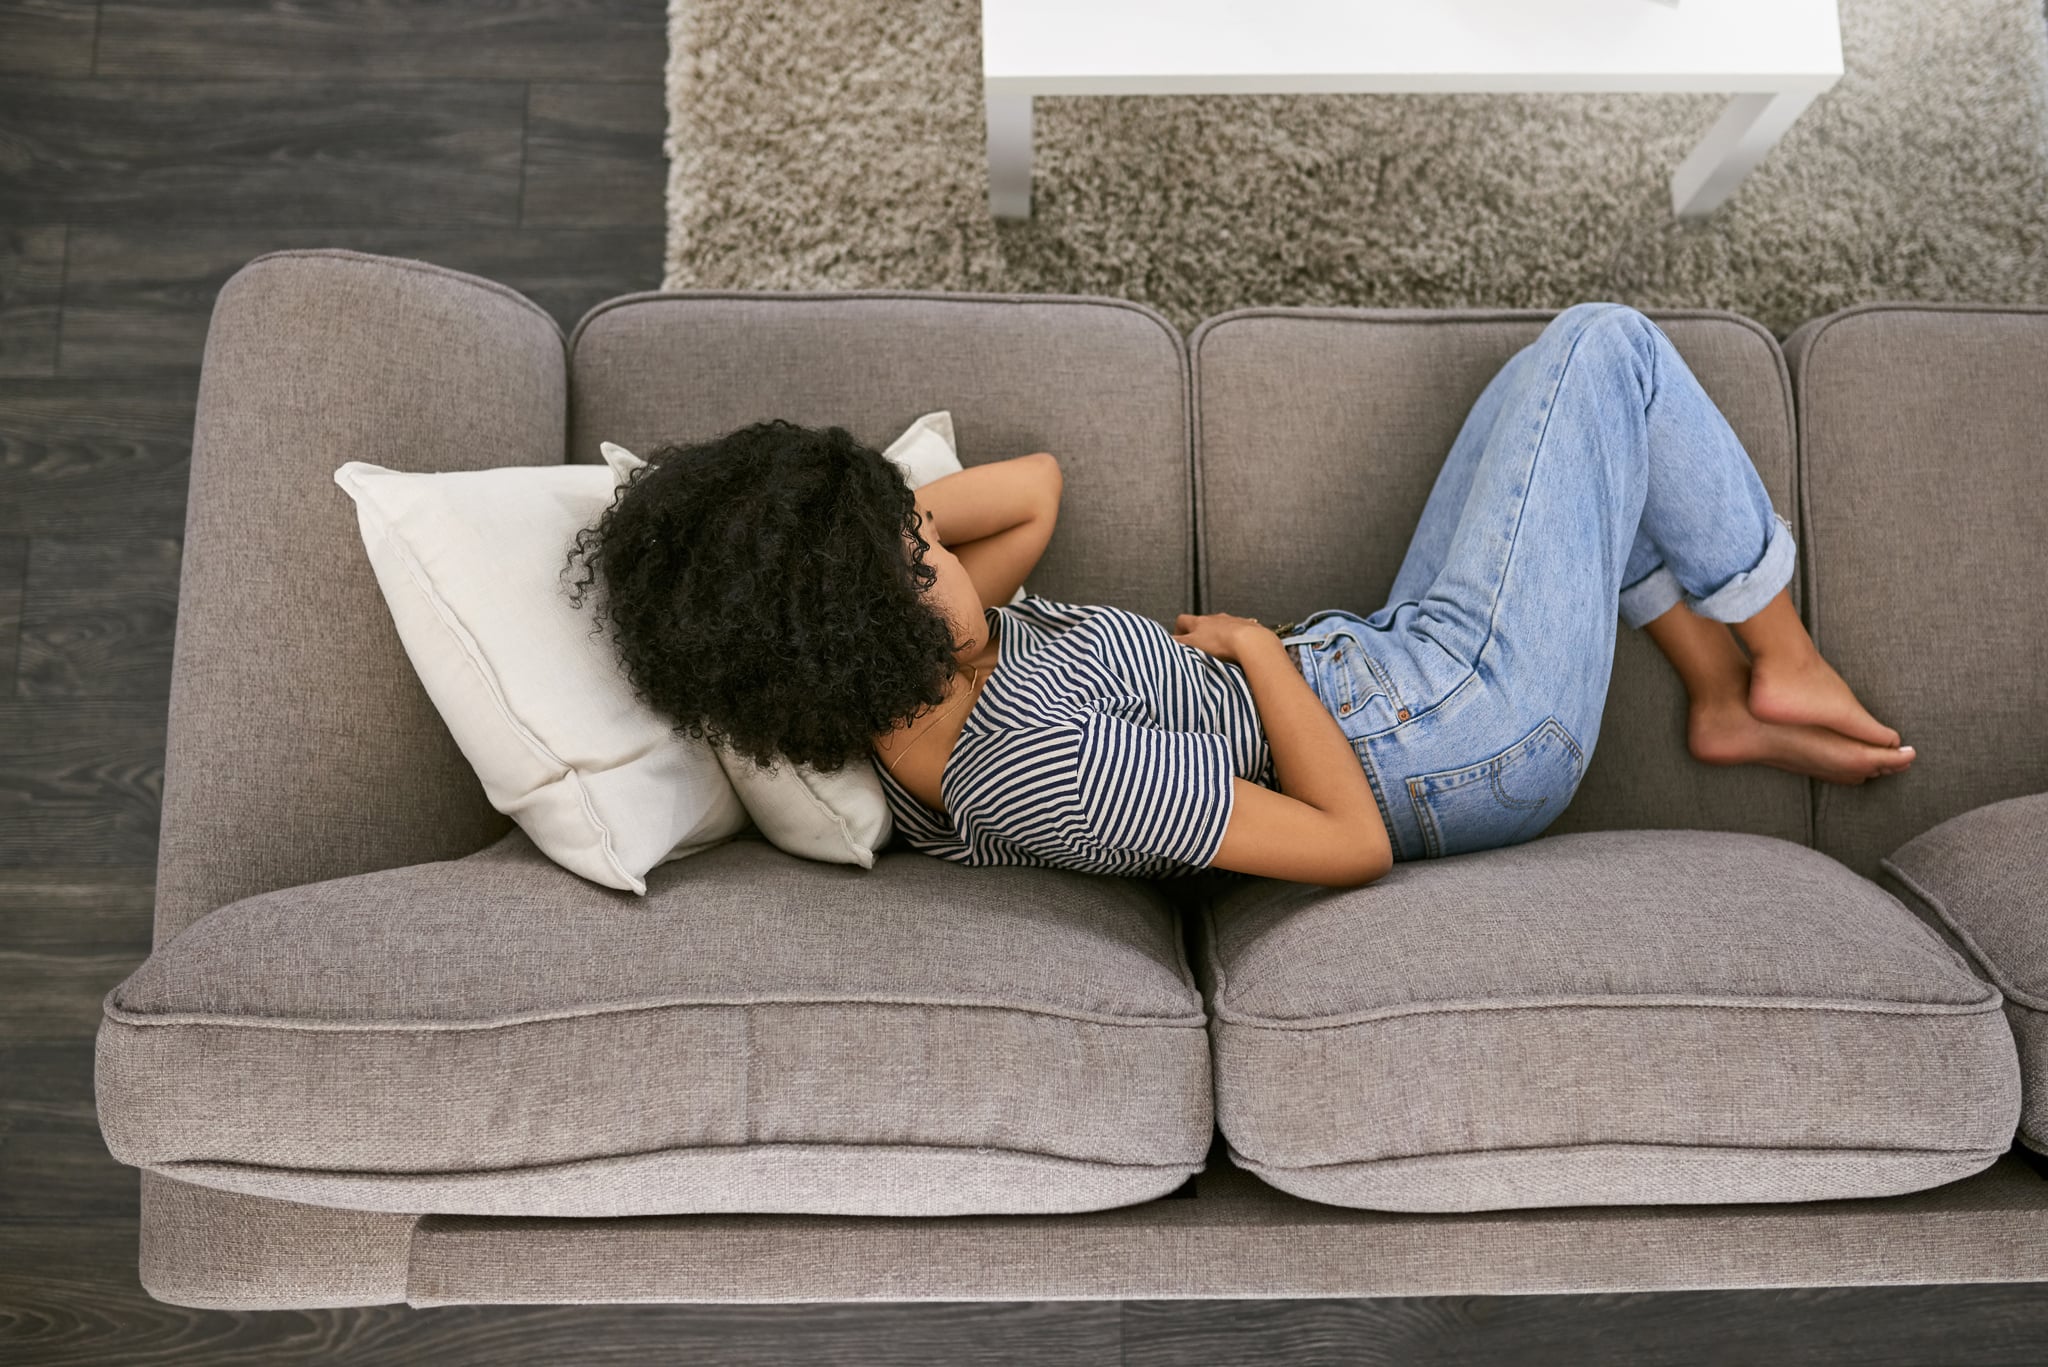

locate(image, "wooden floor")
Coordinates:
4 3 2048 1362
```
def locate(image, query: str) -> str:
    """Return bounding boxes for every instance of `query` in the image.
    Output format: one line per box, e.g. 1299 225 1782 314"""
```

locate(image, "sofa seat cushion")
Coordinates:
96 829 1212 1218
1196 829 2020 1214
1879 791 2048 1156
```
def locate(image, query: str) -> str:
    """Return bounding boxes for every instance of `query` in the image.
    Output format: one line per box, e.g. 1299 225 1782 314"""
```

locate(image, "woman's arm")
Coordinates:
914 452 1060 544
915 453 1062 607
1225 630 1392 881
1175 614 1393 887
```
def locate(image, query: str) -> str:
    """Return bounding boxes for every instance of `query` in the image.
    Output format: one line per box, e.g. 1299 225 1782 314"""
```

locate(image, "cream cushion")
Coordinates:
332 449 751 896
602 412 1025 868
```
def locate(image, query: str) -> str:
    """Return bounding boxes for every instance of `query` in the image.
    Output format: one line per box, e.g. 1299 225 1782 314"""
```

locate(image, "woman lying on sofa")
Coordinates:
569 303 1913 891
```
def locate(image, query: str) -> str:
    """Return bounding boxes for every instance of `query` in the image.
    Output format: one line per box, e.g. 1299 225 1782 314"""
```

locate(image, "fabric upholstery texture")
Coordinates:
104 253 2048 1306
1195 829 2021 1212
124 1146 2048 1309
1782 302 2048 883
1191 308 1808 850
1879 791 2048 1155
138 1173 416 1311
152 248 564 947
563 289 1194 626
404 1155 2048 1304
99 828 1212 1217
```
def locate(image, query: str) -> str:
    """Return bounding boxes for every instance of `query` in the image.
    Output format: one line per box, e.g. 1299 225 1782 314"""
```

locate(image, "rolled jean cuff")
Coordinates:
1618 563 1685 630
1688 510 1798 624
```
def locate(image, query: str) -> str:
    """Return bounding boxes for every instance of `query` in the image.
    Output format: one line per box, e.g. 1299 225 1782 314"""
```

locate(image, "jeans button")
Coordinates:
1398 708 1411 720
1339 702 1351 714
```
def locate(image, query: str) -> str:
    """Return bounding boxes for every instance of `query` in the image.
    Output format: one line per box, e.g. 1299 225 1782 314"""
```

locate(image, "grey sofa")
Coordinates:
93 249 2048 1309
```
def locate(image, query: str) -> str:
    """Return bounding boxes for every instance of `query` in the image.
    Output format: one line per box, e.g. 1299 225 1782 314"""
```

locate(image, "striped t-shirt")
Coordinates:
872 593 1279 878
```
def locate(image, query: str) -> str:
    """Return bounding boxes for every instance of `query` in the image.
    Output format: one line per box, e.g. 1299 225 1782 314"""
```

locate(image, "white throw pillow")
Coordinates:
600 412 1025 868
333 453 752 896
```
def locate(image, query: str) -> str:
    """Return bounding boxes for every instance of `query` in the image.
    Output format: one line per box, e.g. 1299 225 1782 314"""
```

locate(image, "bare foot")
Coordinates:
1746 647 1902 749
1689 697 1916 785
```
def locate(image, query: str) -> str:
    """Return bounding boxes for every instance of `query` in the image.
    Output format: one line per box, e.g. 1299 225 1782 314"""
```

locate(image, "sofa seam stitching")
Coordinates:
1208 992 2007 1030
101 992 1212 1035
566 288 1183 393
243 248 566 341
1880 855 2048 1011
147 1139 1213 1184
1227 1138 2015 1174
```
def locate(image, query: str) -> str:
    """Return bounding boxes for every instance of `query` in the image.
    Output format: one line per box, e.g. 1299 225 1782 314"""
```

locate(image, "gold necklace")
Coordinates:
883 663 983 776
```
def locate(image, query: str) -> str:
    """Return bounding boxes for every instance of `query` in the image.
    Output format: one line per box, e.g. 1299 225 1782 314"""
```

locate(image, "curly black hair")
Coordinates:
561 418 969 775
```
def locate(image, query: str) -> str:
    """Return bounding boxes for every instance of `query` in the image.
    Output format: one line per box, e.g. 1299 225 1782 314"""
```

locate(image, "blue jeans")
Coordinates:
1275 302 1798 863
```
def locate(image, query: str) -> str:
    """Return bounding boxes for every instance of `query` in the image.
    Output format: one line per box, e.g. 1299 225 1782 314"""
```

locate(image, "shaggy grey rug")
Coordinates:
662 0 2048 336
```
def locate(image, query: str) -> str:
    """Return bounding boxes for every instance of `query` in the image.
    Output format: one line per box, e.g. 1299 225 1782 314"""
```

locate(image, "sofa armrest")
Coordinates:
1879 790 2048 1152
153 249 567 948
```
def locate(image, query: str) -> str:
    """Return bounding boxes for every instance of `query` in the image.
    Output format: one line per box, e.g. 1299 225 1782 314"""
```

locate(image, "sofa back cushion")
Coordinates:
565 291 1195 625
1191 308 1806 845
1785 304 2048 881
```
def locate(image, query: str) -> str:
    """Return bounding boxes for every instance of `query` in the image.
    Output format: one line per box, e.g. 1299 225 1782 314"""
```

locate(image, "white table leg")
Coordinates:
987 90 1034 220
1669 89 1820 220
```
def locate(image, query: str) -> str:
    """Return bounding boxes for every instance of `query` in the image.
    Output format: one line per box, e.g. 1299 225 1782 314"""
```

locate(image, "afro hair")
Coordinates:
561 418 969 775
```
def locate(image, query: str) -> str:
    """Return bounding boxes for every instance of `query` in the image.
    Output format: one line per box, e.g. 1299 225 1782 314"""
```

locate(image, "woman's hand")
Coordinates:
1172 612 1274 665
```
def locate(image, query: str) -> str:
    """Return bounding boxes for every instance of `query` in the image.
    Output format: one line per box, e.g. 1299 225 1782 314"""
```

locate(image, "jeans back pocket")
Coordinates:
1404 715 1585 859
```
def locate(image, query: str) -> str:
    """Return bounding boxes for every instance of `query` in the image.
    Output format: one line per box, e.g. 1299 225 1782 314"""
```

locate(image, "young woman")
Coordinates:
564 302 1912 890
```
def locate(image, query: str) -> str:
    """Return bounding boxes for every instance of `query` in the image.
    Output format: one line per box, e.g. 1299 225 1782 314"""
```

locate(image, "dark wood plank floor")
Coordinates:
4 3 2048 1362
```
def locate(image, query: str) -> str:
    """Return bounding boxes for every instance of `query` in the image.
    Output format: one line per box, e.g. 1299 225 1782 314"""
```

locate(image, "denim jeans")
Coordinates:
1274 302 1798 863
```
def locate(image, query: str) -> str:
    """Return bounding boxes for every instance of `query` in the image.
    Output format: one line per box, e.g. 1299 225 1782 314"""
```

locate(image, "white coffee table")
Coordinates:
983 0 1842 221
